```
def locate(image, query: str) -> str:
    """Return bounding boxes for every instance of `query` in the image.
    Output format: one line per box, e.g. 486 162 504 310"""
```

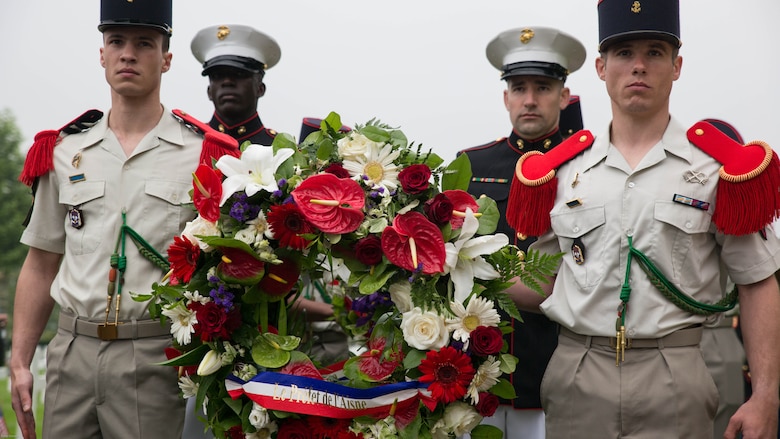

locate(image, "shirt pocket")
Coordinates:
143 180 193 242
653 201 713 284
59 181 106 255
551 205 607 288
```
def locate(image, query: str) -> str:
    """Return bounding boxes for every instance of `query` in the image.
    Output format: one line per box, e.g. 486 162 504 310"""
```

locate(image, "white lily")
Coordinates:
197 349 223 376
215 145 295 206
444 209 509 303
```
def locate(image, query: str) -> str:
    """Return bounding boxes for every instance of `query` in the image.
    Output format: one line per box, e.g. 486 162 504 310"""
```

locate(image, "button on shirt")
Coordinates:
533 117 780 338
21 107 203 320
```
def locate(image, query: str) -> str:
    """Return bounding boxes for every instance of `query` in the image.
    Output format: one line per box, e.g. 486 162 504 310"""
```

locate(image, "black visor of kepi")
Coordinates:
201 55 265 76
598 0 681 51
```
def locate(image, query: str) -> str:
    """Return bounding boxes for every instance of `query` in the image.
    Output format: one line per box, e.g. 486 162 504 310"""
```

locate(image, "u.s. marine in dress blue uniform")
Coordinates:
459 26 587 438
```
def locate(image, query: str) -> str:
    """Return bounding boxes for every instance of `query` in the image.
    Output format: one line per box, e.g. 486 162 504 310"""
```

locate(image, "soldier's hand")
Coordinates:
10 366 37 439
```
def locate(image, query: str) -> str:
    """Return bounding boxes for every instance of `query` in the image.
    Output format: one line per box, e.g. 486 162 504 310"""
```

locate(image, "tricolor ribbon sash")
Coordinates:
226 372 430 419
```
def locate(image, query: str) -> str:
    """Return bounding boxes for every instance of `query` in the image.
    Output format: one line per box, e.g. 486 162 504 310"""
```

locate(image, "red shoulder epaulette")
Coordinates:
687 121 780 235
172 109 240 165
19 109 103 186
506 130 595 236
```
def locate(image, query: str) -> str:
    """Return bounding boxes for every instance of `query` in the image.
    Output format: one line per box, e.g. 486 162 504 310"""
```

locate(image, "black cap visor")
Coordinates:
202 55 265 76
501 61 568 81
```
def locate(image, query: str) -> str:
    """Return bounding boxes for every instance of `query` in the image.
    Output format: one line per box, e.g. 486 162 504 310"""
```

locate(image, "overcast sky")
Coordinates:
2 1 779 163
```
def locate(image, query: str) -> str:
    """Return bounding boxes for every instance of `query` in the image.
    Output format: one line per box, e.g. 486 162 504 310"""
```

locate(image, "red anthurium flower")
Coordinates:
291 173 365 234
257 256 300 298
192 164 223 222
279 356 324 380
418 345 475 404
443 189 480 230
216 246 265 286
267 203 315 250
168 235 200 283
381 211 445 274
354 337 403 382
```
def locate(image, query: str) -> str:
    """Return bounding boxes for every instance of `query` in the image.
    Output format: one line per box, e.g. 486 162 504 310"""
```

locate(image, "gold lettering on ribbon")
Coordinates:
271 383 369 410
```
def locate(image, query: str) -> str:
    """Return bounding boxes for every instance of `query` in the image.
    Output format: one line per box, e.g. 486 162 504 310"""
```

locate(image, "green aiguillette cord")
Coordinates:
626 235 737 315
109 210 171 302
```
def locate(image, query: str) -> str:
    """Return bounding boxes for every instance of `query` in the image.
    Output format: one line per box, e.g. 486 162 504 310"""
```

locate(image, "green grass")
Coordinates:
0 374 44 438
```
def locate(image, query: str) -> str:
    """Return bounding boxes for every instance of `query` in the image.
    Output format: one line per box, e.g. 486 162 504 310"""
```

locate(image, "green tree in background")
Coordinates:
0 109 28 310
0 109 59 347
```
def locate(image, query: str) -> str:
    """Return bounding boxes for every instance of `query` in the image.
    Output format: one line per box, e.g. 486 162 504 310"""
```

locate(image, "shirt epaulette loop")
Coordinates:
506 129 594 236
687 121 780 235
172 109 240 165
19 109 103 187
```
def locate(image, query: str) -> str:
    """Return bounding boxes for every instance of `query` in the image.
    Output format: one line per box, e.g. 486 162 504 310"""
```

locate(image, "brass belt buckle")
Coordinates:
97 323 119 340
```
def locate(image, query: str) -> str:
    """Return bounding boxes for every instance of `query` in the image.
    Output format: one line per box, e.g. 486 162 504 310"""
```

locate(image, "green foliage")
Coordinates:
0 109 27 276
441 152 472 191
0 109 59 343
470 424 504 439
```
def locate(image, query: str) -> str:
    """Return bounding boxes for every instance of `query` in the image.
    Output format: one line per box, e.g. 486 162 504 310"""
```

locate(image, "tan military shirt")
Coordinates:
21 107 202 319
534 117 780 338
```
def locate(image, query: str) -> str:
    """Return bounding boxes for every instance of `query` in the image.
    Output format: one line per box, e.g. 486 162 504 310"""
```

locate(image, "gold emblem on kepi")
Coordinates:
216 25 230 40
631 1 641 13
520 28 535 44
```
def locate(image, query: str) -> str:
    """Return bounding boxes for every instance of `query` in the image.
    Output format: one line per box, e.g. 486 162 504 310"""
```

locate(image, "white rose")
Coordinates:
248 403 270 429
337 132 380 160
440 401 483 436
182 216 220 251
388 282 413 313
197 349 222 376
233 226 257 246
400 307 450 350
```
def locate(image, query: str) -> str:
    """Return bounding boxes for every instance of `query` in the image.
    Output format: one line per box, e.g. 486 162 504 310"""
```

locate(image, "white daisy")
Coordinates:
342 142 400 196
466 356 501 403
178 374 199 399
161 303 197 345
183 290 210 305
446 296 501 344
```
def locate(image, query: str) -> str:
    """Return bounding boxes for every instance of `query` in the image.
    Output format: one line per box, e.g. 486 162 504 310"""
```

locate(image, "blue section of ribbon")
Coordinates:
228 371 428 398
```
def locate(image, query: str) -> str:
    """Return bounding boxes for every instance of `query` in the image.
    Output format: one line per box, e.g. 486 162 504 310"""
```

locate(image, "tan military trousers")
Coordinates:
42 323 185 438
541 329 717 438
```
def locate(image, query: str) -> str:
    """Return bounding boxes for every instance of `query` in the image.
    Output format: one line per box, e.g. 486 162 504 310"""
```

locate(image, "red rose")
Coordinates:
354 235 383 266
398 164 431 194
323 163 351 179
469 326 504 356
225 425 245 439
276 418 312 439
423 193 453 226
475 392 500 417
191 302 241 342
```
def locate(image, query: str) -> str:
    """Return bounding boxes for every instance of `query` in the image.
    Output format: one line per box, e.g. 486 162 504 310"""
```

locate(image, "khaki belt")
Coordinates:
560 325 702 350
59 311 171 341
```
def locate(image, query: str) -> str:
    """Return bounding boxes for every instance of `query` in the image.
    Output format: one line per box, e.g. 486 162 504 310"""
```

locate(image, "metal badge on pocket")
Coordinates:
69 206 84 229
